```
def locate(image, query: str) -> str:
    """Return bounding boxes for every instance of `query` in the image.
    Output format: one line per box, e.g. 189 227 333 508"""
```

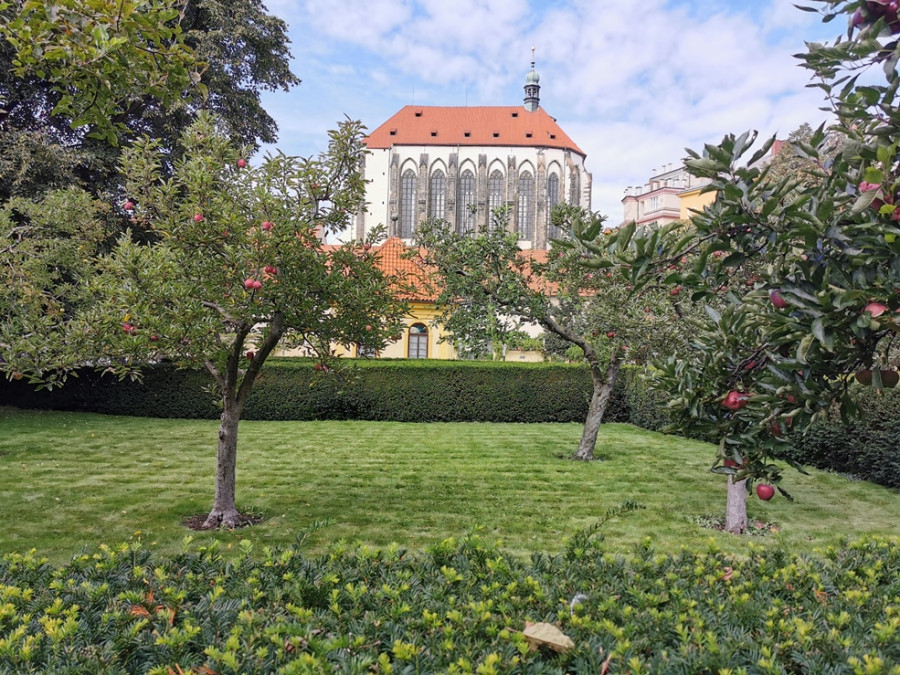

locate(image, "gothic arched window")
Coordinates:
400 169 417 238
547 173 561 240
429 170 446 221
457 169 476 234
517 171 534 239
488 170 504 230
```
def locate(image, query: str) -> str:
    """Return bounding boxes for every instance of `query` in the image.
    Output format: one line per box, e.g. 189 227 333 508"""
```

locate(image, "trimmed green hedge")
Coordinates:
779 385 900 489
0 360 636 424
0 529 898 673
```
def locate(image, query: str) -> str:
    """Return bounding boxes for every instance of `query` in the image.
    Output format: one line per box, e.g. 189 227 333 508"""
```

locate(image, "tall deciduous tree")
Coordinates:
415 207 688 461
0 0 299 201
586 0 900 532
1 114 408 527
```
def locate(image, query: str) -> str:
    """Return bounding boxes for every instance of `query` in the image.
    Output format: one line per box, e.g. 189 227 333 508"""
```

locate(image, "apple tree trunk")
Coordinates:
203 401 244 529
725 475 748 533
571 359 622 461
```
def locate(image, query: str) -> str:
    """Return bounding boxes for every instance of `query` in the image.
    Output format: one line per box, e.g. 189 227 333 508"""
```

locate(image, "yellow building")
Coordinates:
678 184 716 221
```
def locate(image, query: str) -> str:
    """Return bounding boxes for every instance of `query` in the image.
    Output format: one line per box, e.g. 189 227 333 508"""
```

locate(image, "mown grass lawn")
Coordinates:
1 406 897 563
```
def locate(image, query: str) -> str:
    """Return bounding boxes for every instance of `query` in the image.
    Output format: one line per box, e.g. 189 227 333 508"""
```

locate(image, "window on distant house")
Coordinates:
429 170 446 220
457 169 475 234
647 196 659 212
517 171 534 239
488 170 504 230
547 173 561 239
400 169 417 238
408 323 428 359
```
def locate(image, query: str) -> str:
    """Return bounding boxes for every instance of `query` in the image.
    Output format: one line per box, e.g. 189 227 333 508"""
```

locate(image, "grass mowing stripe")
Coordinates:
0 407 898 563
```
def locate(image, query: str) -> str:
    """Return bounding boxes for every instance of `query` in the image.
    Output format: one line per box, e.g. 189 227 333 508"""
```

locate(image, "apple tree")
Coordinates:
414 207 689 461
1 113 408 528
585 0 900 531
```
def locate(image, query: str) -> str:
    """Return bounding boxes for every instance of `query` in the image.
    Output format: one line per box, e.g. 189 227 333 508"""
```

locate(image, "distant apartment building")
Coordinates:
621 163 713 227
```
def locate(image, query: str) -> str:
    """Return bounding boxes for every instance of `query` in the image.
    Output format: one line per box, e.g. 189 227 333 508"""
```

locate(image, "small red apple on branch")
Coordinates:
769 290 787 309
193 213 204 223
236 158 247 168
123 200 135 211
756 484 775 501
721 390 749 411
261 221 274 231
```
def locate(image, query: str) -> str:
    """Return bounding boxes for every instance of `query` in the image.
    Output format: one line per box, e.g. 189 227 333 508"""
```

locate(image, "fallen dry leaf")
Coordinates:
523 621 575 653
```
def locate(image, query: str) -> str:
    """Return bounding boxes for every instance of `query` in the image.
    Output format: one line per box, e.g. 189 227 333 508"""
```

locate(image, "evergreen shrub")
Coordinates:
0 532 897 673
779 385 900 488
0 360 620 423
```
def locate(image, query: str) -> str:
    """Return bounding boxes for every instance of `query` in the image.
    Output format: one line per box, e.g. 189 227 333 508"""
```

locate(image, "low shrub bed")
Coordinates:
0 527 897 674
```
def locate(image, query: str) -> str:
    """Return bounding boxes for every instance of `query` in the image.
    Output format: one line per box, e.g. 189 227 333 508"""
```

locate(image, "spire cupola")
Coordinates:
523 46 541 112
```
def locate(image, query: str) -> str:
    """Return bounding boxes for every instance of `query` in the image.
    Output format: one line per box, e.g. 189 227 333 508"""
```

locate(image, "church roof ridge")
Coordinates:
364 105 584 157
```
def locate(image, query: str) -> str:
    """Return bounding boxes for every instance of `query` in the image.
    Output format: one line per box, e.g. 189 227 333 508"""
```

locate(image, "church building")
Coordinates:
355 58 592 250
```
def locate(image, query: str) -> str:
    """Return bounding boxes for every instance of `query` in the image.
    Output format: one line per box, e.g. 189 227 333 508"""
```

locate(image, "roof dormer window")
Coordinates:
525 132 533 138
414 110 423 117
492 131 500 138
431 130 438 137
389 129 397 136
511 111 519 118
463 131 471 138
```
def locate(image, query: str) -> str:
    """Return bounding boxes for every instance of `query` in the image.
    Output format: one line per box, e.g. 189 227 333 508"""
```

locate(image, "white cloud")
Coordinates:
262 0 845 220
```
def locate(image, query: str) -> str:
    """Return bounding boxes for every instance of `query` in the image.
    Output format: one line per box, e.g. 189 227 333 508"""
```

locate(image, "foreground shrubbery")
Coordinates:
1 525 898 674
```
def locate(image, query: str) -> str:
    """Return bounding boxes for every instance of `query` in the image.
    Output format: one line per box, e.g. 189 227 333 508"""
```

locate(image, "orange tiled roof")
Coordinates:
366 237 557 301
371 237 440 302
364 106 585 157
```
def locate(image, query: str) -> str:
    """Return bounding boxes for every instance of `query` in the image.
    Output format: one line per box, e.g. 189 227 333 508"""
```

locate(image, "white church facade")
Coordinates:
354 61 592 251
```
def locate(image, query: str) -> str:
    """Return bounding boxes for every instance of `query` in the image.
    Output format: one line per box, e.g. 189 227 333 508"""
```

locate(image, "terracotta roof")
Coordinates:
364 106 585 156
371 237 439 302
365 238 557 301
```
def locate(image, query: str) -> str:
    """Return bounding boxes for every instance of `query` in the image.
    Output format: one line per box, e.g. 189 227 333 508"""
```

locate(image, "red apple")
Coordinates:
769 290 788 308
855 369 873 386
261 221 274 231
670 286 682 296
123 200 134 211
363 242 371 252
365 324 372 331
723 457 745 468
122 322 135 334
236 159 247 168
621 345 628 351
246 350 255 360
244 278 255 289
606 331 617 338
756 484 775 501
264 265 278 275
149 335 159 342
881 370 900 388
193 213 204 223
863 301 889 318
743 360 756 370
721 390 749 411
252 279 263 290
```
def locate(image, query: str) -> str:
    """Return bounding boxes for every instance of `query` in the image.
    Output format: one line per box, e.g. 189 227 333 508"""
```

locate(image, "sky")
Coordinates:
258 0 842 223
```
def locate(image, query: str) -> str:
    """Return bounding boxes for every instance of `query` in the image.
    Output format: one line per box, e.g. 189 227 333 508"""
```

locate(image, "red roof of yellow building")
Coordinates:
364 237 557 301
364 106 585 156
